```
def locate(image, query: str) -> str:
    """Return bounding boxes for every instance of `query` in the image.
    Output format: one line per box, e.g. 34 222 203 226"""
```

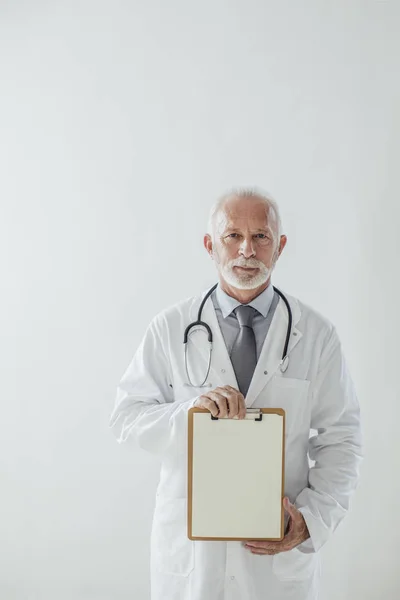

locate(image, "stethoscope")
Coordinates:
183 283 293 387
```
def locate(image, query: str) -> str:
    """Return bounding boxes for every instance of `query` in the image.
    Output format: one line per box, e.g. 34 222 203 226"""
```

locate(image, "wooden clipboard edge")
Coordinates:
187 407 286 541
187 406 194 540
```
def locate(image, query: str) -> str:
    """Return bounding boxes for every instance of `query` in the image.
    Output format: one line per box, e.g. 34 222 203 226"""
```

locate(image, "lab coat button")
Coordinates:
230 576 235 580
221 368 226 373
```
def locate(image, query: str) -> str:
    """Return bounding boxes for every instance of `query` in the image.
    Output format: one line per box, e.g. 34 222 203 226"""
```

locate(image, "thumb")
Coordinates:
283 497 297 516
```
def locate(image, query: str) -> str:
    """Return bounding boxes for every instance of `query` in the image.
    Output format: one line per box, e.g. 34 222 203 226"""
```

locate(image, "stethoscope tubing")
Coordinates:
183 283 292 386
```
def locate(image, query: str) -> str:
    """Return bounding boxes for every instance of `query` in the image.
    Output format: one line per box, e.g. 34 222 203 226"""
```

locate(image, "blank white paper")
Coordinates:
190 411 284 539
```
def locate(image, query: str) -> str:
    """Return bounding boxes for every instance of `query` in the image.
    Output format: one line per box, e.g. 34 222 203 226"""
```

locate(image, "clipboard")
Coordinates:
188 407 285 541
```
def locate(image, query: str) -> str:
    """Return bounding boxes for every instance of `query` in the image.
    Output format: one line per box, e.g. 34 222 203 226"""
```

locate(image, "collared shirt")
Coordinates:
210 282 280 361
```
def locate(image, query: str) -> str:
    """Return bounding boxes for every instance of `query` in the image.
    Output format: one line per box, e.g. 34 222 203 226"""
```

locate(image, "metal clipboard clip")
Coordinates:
211 408 263 421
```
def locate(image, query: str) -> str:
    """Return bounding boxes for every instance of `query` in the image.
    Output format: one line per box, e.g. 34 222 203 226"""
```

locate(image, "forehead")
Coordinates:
216 196 273 230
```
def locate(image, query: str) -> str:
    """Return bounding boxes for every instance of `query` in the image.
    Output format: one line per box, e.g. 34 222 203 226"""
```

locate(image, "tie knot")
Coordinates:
235 305 256 328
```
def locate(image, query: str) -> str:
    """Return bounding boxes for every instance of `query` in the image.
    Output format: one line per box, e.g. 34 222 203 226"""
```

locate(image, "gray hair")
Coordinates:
206 186 283 246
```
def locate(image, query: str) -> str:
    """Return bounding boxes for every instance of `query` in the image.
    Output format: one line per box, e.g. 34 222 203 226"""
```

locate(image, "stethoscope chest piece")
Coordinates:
280 355 289 373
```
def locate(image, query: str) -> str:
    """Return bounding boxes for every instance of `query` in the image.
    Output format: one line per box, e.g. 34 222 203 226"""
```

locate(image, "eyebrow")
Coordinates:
225 226 271 234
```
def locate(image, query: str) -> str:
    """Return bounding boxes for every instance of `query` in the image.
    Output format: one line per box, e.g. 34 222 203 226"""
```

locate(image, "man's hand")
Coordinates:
194 385 246 419
244 497 310 555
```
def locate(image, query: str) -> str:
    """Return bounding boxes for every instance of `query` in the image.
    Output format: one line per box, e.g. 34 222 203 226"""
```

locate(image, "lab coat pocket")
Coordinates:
151 496 194 577
272 547 317 581
268 376 311 436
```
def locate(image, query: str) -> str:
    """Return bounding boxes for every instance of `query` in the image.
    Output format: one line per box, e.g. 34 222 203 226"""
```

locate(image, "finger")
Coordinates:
225 391 239 418
244 541 269 548
244 541 283 555
208 390 232 418
196 393 241 420
238 395 247 419
246 543 291 555
244 541 282 550
223 386 246 419
197 397 220 417
244 537 293 553
208 394 228 418
248 547 279 555
197 392 230 416
203 391 226 404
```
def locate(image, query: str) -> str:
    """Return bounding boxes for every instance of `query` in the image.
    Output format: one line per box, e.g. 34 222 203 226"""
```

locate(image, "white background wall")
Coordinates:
1 1 399 599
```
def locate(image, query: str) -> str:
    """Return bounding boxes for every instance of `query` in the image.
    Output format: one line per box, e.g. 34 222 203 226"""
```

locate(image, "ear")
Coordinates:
204 234 213 258
277 235 287 258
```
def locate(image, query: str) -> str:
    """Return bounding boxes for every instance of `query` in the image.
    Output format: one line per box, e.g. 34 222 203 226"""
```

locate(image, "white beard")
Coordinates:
219 256 276 290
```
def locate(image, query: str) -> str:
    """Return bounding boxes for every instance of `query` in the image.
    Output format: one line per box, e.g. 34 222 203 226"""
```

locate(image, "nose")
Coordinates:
239 235 256 258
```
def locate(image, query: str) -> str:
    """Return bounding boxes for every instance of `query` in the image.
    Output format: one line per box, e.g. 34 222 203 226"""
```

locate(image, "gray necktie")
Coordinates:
230 305 257 397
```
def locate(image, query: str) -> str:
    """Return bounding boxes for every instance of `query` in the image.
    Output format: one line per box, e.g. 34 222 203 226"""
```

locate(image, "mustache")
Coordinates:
231 259 263 268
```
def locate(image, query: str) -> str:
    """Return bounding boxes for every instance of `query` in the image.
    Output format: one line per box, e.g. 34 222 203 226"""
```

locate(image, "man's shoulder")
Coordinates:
149 291 202 330
283 290 336 337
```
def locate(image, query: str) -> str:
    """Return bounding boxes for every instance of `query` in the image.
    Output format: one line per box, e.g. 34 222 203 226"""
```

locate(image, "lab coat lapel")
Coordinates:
188 289 302 405
245 295 302 407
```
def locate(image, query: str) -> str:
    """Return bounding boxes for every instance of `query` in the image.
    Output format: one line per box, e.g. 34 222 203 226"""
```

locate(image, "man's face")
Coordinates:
206 196 286 290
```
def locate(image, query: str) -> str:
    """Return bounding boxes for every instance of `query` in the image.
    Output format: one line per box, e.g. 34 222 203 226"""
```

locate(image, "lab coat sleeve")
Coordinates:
109 314 200 455
294 325 363 554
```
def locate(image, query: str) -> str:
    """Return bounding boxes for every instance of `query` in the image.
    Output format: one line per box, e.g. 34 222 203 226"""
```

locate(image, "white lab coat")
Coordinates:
109 287 363 600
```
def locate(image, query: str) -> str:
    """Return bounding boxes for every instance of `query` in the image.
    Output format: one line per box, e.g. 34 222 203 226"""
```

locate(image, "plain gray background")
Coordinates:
1 1 399 598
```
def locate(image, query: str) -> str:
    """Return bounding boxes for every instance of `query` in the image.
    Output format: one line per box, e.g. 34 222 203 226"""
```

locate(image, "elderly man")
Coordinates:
109 187 363 600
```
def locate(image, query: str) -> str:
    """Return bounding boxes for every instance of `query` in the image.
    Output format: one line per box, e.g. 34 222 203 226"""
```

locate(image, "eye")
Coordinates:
256 233 271 241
